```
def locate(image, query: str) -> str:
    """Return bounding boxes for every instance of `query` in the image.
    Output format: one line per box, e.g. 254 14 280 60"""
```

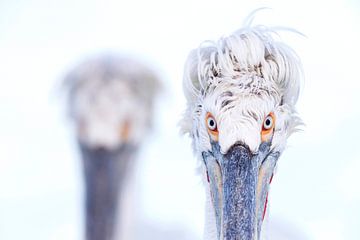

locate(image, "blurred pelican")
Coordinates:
63 54 160 240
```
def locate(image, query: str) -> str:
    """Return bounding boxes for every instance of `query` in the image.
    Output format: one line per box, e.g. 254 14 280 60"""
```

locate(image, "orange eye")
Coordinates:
261 113 275 142
119 120 131 142
78 118 87 137
205 112 219 141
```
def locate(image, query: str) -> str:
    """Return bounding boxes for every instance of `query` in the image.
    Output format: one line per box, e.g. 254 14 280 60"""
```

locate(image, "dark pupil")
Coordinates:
209 119 215 127
265 119 271 126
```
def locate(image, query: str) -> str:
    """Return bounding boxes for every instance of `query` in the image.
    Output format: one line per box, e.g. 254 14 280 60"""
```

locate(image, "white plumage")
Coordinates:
65 55 160 149
64 54 160 149
63 54 161 240
181 24 302 155
180 21 303 240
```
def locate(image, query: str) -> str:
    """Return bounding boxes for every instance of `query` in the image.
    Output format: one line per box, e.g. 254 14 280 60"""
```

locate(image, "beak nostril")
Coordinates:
224 143 253 160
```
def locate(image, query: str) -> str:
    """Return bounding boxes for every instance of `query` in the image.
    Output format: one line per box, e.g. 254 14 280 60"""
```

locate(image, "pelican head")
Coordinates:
180 25 302 240
65 55 160 149
64 54 160 240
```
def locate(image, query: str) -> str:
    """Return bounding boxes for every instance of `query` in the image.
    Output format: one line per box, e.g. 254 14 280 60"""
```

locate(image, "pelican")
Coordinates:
63 54 160 240
180 22 303 240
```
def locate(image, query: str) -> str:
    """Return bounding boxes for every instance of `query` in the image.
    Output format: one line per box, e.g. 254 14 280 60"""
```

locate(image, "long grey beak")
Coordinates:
79 143 135 240
203 142 279 240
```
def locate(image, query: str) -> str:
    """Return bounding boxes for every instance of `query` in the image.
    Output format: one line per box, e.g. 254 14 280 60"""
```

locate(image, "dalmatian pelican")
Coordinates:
180 22 303 240
63 54 160 240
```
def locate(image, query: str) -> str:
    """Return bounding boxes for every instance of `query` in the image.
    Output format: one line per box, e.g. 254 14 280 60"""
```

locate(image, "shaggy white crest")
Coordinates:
180 24 303 159
63 54 161 149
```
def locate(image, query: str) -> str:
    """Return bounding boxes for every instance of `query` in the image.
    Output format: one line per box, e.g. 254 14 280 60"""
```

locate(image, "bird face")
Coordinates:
74 79 139 150
181 27 302 239
199 82 282 240
65 55 160 151
64 55 161 240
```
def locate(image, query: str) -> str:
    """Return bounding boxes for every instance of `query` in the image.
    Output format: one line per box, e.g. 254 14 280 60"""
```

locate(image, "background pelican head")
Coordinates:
180 24 303 240
64 54 160 150
63 54 160 240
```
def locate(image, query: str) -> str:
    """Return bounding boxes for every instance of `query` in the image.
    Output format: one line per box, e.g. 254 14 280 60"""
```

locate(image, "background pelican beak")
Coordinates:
203 142 278 240
79 143 135 240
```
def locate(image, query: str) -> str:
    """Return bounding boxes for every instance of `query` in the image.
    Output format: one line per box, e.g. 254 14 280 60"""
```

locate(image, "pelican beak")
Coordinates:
202 142 279 240
79 143 135 240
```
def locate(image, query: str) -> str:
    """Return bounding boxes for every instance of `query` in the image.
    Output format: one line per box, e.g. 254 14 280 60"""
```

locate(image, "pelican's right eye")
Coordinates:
205 113 219 140
207 116 217 130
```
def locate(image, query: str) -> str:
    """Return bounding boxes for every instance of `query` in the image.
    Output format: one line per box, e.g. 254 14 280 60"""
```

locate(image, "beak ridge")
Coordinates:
203 142 278 240
222 144 257 240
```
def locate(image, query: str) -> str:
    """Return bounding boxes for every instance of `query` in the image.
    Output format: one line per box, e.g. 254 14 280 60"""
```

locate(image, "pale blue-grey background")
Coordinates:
0 0 359 239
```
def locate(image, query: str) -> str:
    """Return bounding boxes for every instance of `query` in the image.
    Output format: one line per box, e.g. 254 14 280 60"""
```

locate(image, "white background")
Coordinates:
0 0 359 239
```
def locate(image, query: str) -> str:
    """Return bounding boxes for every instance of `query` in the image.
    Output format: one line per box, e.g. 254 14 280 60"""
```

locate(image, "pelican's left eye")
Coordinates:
261 113 275 141
263 115 273 130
